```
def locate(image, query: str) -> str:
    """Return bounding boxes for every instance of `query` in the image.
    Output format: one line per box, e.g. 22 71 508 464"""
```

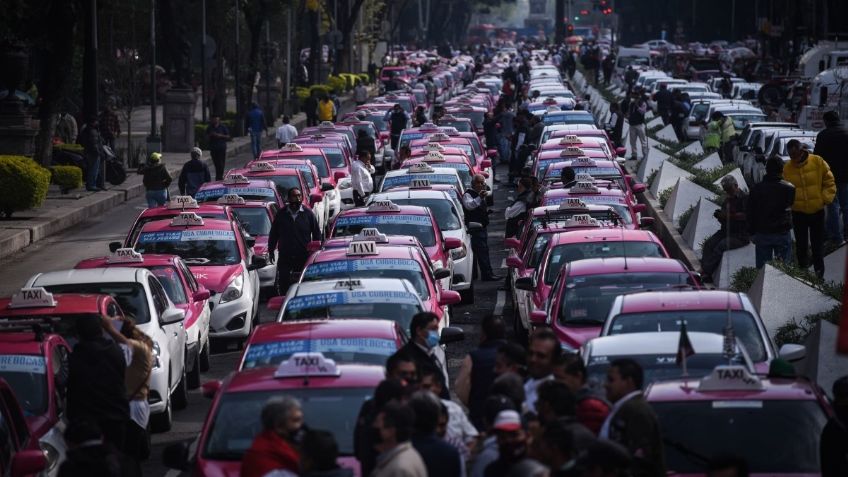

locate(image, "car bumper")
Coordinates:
209 291 253 339
148 365 170 414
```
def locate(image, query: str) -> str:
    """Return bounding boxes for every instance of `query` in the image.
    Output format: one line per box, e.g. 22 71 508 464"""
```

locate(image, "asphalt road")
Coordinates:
0 145 516 475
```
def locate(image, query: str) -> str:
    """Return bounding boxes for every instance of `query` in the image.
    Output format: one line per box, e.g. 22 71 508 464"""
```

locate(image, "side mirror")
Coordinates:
514 276 535 291
310 193 323 204
466 221 483 232
247 255 268 271
639 216 655 228
631 183 647 194
307 240 322 253
480 159 493 169
193 289 211 302
530 310 548 325
334 170 348 181
245 235 256 248
616 157 626 165
160 308 186 325
434 267 451 280
615 146 627 157
504 237 521 249
108 241 122 253
201 380 222 399
778 343 806 362
162 441 192 471
10 450 47 476
487 149 498 158
444 237 463 251
440 326 465 345
506 256 523 269
321 182 335 192
633 203 648 214
438 290 462 307
268 296 285 311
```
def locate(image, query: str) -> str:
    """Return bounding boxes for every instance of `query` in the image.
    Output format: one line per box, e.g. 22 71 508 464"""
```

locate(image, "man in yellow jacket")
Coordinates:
784 139 837 278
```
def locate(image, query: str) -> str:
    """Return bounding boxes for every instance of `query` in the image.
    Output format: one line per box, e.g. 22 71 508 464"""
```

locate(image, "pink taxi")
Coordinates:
195 175 284 208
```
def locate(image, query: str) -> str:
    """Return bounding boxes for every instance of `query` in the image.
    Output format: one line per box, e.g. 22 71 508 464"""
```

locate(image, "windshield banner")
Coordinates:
138 230 235 242
382 174 457 188
196 187 276 200
0 355 45 374
335 214 432 226
304 259 420 277
287 291 419 311
245 338 397 362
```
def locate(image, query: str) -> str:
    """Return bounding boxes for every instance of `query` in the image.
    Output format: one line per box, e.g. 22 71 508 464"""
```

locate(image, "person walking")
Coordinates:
267 187 323 294
206 115 231 180
653 83 673 126
821 376 848 477
178 147 212 197
317 95 336 123
708 112 736 162
670 92 690 142
351 150 375 206
98 103 121 150
784 139 836 278
747 156 796 268
699 175 750 281
304 91 319 127
409 392 463 477
627 91 648 161
80 117 104 191
463 174 500 281
601 358 665 477
605 103 624 148
455 314 508 430
356 128 376 160
275 115 298 147
413 106 427 127
241 397 303 477
814 111 848 244
385 104 409 151
247 103 267 160
524 328 560 414
602 54 614 85
140 152 172 208
371 402 427 477
401 312 449 399
353 80 369 106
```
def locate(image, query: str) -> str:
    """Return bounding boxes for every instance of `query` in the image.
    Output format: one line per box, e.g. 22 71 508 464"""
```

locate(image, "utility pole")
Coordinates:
285 0 292 114
83 0 99 122
148 0 160 154
234 0 241 136
555 0 565 44
201 0 207 122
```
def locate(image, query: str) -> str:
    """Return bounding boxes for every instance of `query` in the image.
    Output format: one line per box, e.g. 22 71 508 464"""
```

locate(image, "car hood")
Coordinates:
188 264 244 293
555 324 603 349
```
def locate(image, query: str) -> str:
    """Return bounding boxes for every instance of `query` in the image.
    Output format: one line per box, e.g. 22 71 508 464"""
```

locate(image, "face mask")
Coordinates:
425 330 440 349
289 199 302 210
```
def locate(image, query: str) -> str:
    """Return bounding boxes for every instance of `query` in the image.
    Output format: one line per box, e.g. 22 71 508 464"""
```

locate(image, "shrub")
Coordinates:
729 266 759 292
774 306 842 347
658 187 673 208
357 73 370 83
0 156 51 217
50 165 83 192
309 84 332 98
54 143 84 154
194 119 236 150
677 205 696 233
295 87 311 101
326 76 348 94
338 73 358 88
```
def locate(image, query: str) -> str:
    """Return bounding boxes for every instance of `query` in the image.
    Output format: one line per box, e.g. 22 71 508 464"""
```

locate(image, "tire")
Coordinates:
150 397 172 433
199 338 211 372
171 363 189 411
187 348 201 390
512 300 528 345
459 283 475 305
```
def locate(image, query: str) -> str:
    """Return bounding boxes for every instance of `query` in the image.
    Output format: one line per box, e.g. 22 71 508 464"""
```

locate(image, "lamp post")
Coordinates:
201 0 207 122
147 0 160 155
285 0 292 114
83 0 99 122
234 0 241 135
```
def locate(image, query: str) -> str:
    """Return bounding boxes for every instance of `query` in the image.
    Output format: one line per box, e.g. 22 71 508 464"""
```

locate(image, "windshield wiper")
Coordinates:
663 437 709 468
564 318 605 325
183 257 211 265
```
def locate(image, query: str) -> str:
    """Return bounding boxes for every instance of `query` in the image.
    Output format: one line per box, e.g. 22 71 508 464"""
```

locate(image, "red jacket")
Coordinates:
576 394 610 435
241 430 300 477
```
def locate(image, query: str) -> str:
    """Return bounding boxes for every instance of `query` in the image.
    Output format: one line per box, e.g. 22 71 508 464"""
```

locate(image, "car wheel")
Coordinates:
199 338 211 372
187 348 201 390
512 302 528 345
150 396 172 433
459 283 475 305
171 362 189 411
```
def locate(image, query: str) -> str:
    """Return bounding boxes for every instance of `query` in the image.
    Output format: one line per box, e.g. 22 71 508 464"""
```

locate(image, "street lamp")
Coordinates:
147 0 160 156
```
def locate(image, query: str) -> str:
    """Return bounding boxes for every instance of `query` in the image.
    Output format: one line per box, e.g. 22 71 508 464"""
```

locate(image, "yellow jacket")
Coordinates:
783 153 836 214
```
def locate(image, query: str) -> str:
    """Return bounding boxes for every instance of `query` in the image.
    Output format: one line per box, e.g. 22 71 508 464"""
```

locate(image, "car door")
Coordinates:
149 276 185 390
178 260 210 348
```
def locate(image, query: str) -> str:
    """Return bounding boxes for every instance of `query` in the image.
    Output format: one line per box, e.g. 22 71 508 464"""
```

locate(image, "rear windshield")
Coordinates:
544 242 666 284
43 283 152 324
232 207 272 236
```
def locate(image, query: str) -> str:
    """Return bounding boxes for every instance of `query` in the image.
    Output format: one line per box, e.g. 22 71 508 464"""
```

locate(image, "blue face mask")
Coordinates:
425 330 440 349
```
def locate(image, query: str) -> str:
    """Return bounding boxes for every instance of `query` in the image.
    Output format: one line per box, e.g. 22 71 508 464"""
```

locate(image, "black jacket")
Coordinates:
821 416 848 477
654 89 673 113
607 394 665 477
400 342 449 399
356 135 377 158
267 206 322 261
67 339 129 424
142 163 172 191
814 125 848 183
747 174 795 235
178 158 212 196
411 433 463 477
58 443 139 477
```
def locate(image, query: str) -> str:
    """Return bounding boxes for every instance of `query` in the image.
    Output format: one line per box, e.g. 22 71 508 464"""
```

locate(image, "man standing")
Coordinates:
80 117 104 192
354 80 369 106
206 115 231 180
303 92 319 127
401 312 449 399
178 147 212 197
317 95 336 122
241 397 303 477
784 139 836 279
524 328 560 414
483 410 529 477
748 156 796 268
628 91 648 161
814 111 848 244
351 150 375 206
605 103 625 148
385 104 409 151
98 103 121 150
821 376 848 477
700 175 750 282
409 392 463 477
463 174 500 281
556 354 610 435
654 83 673 126
247 103 266 160
371 402 427 477
267 187 322 294
275 115 298 147
455 314 508 430
601 358 665 477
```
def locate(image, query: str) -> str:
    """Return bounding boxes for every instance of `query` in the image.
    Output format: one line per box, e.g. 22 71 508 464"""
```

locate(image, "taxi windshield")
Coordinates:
196 187 276 203
43 283 152 323
450 111 484 129
283 292 422 330
559 272 693 325
585 353 745 390
0 355 47 416
607 310 767 362
544 242 666 284
653 400 826 474
440 121 473 133
242 338 397 369
385 198 462 231
321 148 346 168
135 230 240 266
332 215 436 247
365 115 387 132
264 175 302 199
204 388 372 460
232 208 272 236
301 156 330 178
148 265 188 304
303 259 430 299
129 212 228 245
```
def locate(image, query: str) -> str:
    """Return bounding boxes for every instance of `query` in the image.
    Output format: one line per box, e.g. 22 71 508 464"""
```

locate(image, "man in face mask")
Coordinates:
483 410 528 477
821 376 848 477
241 396 304 477
267 187 322 295
400 312 449 399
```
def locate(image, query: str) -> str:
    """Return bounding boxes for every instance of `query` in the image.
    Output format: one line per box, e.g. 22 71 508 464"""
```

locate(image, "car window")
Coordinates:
148 277 169 316
149 266 188 305
43 283 152 324
178 261 199 292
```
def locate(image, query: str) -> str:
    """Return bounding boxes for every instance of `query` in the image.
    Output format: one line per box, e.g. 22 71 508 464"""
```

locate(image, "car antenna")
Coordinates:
621 224 628 270
721 195 736 364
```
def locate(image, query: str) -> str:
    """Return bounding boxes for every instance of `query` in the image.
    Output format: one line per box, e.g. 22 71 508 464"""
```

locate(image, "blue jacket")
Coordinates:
178 158 212 196
247 107 266 133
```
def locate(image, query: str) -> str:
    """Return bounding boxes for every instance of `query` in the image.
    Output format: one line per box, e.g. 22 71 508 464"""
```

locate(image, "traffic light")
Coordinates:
566 23 574 35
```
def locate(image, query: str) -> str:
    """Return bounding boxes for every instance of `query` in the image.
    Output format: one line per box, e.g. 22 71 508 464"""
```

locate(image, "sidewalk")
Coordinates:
0 87 373 259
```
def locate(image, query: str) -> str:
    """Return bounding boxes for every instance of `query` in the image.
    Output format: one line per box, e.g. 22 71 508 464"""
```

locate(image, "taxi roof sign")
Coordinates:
560 135 581 144
546 106 561 113
223 174 250 185
107 248 144 264
249 161 276 172
334 279 364 289
347 240 379 256
353 228 388 242
559 198 588 209
439 114 457 121
170 212 205 227
429 132 450 141
575 173 596 182
367 200 401 212
569 181 600 193
318 121 336 129
424 151 445 162
274 352 341 378
166 195 199 210
572 157 596 166
217 194 246 205
279 143 303 152
425 143 446 152
408 163 436 174
410 178 431 189
697 365 763 392
560 147 586 156
420 122 438 130
564 215 600 227
9 287 56 309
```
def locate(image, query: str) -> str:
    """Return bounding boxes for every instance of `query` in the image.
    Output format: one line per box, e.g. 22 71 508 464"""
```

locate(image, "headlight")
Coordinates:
450 243 467 260
40 442 59 472
220 274 244 303
152 342 161 369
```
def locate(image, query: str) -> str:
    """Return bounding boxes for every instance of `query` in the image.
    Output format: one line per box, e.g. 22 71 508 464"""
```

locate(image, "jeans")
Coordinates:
498 135 511 164
826 182 848 242
793 209 826 277
470 229 495 279
752 232 792 268
210 148 226 180
701 231 749 278
249 131 262 159
629 123 648 159
85 154 100 190
146 189 168 208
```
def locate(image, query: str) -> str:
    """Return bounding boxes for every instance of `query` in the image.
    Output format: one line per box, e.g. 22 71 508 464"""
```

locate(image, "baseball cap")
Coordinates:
191 147 203 159
493 410 522 432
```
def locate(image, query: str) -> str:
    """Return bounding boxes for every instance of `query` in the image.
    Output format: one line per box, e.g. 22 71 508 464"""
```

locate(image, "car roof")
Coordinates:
586 331 729 357
289 277 417 296
0 293 112 317
140 217 235 232
137 203 229 219
337 204 430 216
249 319 399 344
372 189 455 201
308 244 419 262
76 253 181 269
645 375 821 402
567 257 687 276
29 267 150 285
617 290 744 313
224 363 385 393
198 178 276 190
550 229 661 245
322 235 424 249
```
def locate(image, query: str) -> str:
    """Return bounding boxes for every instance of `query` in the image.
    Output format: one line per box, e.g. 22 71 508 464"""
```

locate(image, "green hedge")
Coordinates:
309 85 332 98
50 165 83 192
0 156 51 217
54 143 84 154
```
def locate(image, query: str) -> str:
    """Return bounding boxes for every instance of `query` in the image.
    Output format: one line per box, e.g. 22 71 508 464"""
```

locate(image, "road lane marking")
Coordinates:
494 290 505 317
